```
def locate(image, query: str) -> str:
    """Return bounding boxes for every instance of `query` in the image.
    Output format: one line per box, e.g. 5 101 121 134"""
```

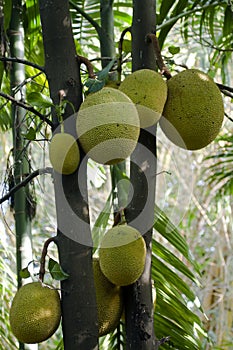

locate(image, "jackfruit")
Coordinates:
49 132 80 174
9 282 61 344
93 257 123 336
119 69 168 128
159 69 224 150
99 224 146 286
76 87 140 165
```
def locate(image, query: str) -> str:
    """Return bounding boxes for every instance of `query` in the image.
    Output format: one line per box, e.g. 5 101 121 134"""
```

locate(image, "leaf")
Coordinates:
84 78 105 94
23 126 37 140
27 91 54 108
154 204 200 273
48 258 69 281
96 58 116 81
3 0 12 31
122 39 132 54
19 267 31 279
168 45 180 55
223 5 233 37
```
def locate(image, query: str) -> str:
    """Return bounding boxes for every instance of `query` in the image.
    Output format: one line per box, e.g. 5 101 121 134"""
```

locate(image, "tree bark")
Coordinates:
100 0 115 68
124 0 158 349
38 1 99 349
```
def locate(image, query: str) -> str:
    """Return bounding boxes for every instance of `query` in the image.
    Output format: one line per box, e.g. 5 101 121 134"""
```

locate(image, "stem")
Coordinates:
118 27 131 81
0 167 53 204
39 237 57 282
146 33 172 79
0 56 45 72
0 91 54 128
77 55 95 78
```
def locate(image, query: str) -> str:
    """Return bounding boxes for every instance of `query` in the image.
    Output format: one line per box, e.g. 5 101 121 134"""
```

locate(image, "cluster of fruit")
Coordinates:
49 68 224 174
9 224 146 343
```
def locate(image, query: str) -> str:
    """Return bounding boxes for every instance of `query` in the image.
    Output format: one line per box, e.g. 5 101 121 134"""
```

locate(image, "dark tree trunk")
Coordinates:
124 1 159 349
38 1 99 349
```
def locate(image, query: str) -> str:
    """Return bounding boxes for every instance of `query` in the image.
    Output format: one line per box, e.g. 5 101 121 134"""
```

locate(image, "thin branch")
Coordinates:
0 56 45 72
0 167 53 204
76 55 96 78
39 237 58 282
118 27 131 81
224 112 233 123
0 91 54 128
146 33 172 79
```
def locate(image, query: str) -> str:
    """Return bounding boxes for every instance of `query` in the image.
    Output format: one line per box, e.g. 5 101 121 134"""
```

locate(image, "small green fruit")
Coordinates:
49 133 80 174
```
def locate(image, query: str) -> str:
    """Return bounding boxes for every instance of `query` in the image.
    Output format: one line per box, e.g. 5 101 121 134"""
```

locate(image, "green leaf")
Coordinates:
122 39 132 54
19 267 31 279
152 239 200 285
3 0 12 31
223 5 233 37
92 192 112 251
168 45 180 55
27 91 54 108
48 258 69 281
96 58 116 81
23 126 37 140
85 78 105 94
154 204 199 272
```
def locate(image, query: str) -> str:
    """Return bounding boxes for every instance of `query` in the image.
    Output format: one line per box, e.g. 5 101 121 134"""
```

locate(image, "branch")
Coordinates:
77 55 96 78
0 56 45 73
146 33 172 79
217 83 233 98
0 91 54 128
0 167 53 204
118 27 131 81
39 237 58 282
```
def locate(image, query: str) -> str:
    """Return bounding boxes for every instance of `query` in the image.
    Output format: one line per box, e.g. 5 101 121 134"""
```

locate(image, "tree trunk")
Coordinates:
9 2 36 349
124 1 158 349
38 1 98 349
100 0 115 68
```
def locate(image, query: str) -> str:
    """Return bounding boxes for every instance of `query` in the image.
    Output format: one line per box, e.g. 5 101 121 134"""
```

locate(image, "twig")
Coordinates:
39 237 58 282
217 83 233 98
76 55 96 79
0 167 53 204
146 33 172 80
0 56 45 72
118 27 132 81
0 91 54 128
113 207 126 227
224 112 233 123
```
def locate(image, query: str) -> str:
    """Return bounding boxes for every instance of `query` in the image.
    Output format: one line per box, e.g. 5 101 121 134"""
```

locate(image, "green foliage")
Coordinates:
48 258 70 281
203 134 233 197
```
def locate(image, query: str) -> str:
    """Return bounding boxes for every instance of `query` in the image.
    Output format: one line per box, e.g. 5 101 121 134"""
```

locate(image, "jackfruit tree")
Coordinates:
0 1 233 350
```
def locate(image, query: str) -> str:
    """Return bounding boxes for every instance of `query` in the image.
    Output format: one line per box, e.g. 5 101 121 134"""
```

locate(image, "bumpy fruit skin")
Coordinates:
99 225 146 286
159 69 224 150
9 282 61 344
93 258 123 336
119 69 168 128
49 133 80 174
76 87 140 165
